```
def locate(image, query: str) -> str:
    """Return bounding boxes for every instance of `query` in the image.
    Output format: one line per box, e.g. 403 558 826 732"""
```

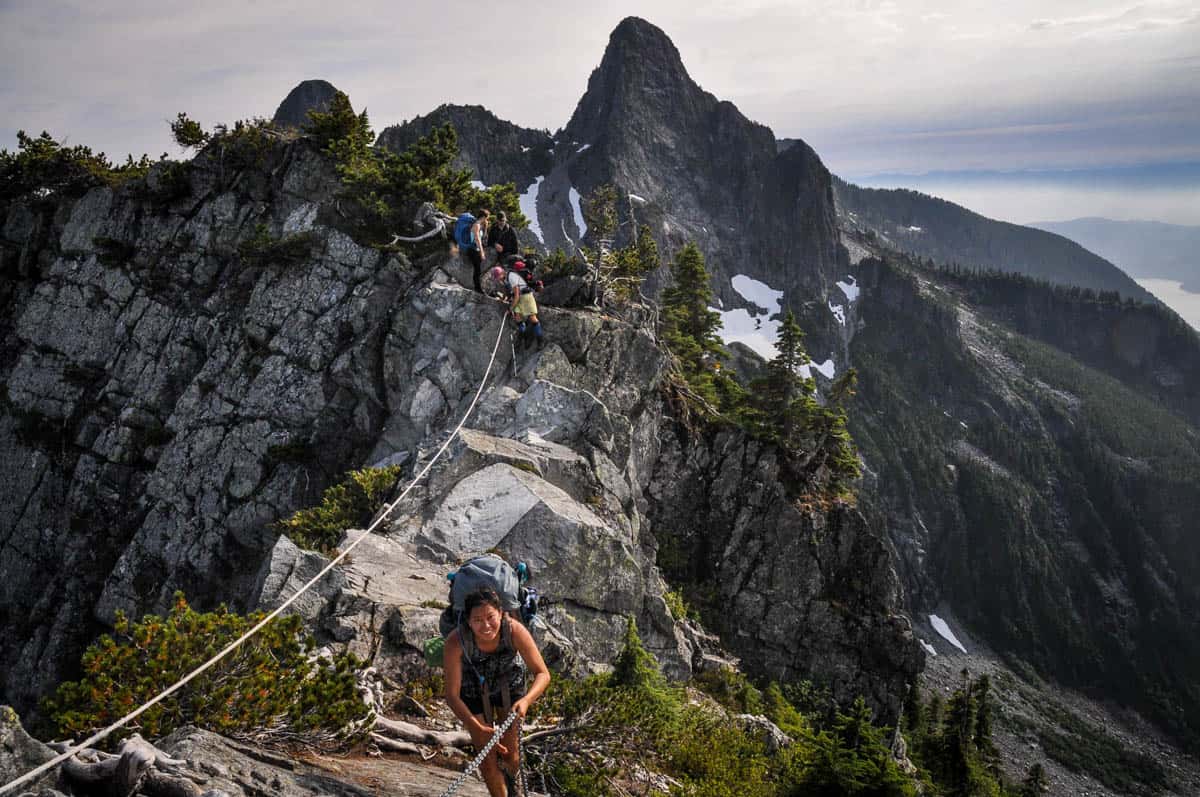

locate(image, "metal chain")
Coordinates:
436 711 520 797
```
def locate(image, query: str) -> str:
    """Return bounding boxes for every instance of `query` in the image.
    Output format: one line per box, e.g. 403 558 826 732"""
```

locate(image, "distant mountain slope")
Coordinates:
1030 218 1200 292
833 178 1158 304
376 104 552 190
847 251 1200 753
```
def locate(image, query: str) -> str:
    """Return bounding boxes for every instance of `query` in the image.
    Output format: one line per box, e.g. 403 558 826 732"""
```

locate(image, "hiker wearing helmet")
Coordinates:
486 210 519 267
506 260 543 350
444 587 550 797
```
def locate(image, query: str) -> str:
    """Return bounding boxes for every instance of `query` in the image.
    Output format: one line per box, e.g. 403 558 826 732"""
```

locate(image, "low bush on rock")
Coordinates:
528 618 919 797
275 465 403 555
1 130 153 202
42 593 371 750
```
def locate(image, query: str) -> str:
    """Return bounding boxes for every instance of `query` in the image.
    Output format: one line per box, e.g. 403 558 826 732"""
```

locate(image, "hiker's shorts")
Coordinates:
461 670 528 716
513 292 537 319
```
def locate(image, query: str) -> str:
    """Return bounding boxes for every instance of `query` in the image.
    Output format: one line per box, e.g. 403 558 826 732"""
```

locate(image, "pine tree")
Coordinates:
610 616 664 692
743 311 815 446
304 91 372 152
1019 763 1049 796
973 674 995 757
902 685 925 741
661 242 726 407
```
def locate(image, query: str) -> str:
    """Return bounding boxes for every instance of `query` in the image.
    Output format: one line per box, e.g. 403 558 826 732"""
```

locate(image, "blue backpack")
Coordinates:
454 213 476 249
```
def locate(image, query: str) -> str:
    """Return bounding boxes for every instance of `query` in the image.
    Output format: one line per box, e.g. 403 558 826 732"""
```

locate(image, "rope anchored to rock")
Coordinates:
0 306 511 797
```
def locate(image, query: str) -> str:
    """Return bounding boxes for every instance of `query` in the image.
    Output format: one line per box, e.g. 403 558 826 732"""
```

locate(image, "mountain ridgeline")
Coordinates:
833 177 1160 304
1030 217 1200 291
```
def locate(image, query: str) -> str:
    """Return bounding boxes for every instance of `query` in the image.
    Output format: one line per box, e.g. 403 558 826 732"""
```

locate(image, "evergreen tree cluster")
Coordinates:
42 593 371 750
902 673 1053 796
301 91 525 245
581 185 660 301
659 242 861 492
0 130 154 203
532 617 919 797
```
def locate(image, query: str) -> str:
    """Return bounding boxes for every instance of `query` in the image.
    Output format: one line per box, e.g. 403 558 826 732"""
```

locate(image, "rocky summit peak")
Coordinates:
564 17 696 141
272 79 341 128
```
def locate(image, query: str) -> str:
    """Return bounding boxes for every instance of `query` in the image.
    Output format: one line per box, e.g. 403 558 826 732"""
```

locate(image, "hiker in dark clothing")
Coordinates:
486 210 520 268
460 208 490 292
445 588 550 797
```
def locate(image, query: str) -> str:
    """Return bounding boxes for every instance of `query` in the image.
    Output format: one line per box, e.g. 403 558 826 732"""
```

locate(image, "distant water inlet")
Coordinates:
1136 279 1200 331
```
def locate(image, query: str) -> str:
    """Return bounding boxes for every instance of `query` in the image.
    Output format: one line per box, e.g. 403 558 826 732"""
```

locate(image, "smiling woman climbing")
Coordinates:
444 587 551 796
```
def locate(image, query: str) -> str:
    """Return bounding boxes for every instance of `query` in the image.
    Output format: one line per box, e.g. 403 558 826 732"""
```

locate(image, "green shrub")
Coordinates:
1 130 152 202
42 592 371 749
315 112 524 246
170 112 211 150
237 223 318 269
209 117 282 170
664 588 691 621
275 465 403 555
694 667 764 715
302 91 370 151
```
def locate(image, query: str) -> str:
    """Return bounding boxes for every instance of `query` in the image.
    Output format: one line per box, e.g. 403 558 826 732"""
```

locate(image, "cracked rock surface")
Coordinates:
1 133 917 726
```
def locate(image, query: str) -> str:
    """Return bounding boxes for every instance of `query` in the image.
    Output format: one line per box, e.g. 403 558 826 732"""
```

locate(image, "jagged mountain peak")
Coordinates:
606 16 687 70
272 79 342 128
564 17 708 141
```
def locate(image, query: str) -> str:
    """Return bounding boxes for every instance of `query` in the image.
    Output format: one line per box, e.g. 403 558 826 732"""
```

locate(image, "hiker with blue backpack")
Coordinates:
444 586 550 797
455 208 490 292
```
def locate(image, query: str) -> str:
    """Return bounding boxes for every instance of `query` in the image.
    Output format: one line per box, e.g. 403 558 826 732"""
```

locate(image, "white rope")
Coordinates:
0 308 511 797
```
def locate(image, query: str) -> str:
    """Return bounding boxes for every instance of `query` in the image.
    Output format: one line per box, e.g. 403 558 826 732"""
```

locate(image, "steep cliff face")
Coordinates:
0 131 917 723
0 140 402 707
562 17 846 305
647 426 921 718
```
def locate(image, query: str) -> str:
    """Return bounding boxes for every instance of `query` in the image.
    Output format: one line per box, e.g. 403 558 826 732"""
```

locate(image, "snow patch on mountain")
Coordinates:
520 177 545 242
713 275 784 360
568 186 588 239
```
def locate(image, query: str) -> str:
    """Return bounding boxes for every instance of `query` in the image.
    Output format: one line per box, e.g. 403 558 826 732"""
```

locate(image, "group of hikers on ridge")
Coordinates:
455 208 545 351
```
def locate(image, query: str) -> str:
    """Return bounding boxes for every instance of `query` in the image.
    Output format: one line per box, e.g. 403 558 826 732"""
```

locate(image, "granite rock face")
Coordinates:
0 139 406 709
647 427 922 719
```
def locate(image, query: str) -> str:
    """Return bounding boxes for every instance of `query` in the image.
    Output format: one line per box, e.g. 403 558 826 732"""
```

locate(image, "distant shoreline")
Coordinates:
1136 278 1200 331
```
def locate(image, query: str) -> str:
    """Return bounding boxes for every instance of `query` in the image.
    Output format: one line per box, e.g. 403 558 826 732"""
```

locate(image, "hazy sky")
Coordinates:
3 1 1198 223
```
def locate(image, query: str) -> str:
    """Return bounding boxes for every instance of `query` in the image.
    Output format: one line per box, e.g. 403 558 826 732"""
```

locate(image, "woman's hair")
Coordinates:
476 208 491 220
464 587 503 617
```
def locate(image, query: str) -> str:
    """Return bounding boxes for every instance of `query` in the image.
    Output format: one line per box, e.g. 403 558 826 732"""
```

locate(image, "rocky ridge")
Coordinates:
0 118 918 739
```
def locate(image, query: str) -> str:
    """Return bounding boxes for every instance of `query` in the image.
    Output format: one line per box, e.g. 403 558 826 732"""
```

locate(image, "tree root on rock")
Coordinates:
55 734 227 797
